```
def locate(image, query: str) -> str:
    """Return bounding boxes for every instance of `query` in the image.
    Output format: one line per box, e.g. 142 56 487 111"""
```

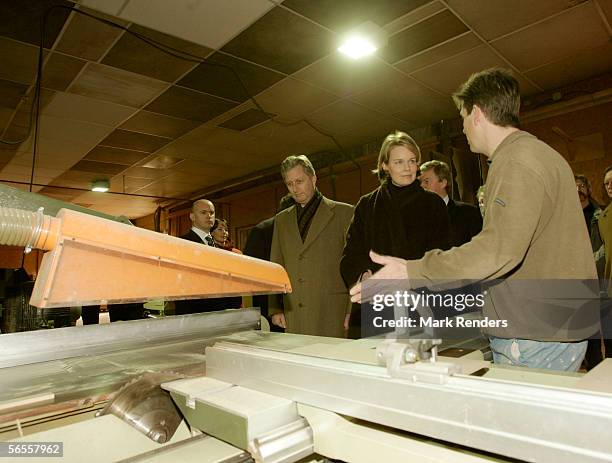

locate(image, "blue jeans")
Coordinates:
489 337 587 372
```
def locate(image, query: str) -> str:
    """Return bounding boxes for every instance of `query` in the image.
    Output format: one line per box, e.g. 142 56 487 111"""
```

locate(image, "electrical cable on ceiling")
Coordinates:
1 4 364 197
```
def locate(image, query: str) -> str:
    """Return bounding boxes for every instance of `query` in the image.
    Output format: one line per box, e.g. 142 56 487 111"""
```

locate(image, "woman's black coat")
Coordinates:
340 180 451 288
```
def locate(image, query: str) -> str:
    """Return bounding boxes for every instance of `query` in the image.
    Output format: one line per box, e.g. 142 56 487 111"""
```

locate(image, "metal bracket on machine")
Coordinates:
376 339 461 384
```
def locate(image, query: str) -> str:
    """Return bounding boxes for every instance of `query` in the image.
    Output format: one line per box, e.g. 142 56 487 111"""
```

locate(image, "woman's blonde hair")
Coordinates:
373 131 421 182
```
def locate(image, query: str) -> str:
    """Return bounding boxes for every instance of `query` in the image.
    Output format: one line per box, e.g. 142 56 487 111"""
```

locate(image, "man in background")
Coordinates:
585 167 612 368
420 160 482 247
176 199 241 314
180 199 216 246
576 174 602 257
243 194 294 330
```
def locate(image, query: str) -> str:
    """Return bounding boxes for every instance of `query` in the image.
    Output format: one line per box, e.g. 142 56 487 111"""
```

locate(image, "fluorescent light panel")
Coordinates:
337 21 387 60
338 36 378 59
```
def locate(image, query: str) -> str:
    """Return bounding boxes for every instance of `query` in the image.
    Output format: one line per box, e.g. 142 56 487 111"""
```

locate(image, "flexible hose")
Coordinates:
0 207 58 251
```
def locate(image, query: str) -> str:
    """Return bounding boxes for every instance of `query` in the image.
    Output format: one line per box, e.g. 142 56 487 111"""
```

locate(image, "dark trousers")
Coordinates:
81 303 145 324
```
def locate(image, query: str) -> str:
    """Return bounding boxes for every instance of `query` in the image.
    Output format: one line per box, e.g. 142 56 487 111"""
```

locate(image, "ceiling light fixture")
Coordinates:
91 179 110 193
337 21 387 59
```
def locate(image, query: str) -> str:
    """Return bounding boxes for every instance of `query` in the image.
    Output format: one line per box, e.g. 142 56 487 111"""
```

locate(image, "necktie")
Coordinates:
204 235 214 246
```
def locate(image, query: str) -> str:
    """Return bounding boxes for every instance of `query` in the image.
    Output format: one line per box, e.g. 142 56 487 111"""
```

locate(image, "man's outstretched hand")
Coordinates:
349 251 408 303
271 312 287 329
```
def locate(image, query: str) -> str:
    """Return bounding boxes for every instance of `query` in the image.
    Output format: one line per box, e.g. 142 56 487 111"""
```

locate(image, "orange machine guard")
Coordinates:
29 209 291 308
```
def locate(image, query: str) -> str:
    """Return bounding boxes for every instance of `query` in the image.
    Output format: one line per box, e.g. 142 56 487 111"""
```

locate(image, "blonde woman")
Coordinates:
341 130 450 292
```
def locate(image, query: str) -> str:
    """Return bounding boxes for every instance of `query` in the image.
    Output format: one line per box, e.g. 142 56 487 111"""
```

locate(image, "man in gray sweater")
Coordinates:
350 68 599 371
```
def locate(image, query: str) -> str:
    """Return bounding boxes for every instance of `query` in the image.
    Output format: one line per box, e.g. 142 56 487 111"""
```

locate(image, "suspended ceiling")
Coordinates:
0 0 610 218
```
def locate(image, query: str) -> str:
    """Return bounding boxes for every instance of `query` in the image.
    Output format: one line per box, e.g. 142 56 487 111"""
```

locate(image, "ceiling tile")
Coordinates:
0 79 29 110
121 166 169 180
179 125 282 160
306 99 388 134
84 146 151 165
246 120 336 155
42 91 135 127
71 159 127 175
0 107 13 134
350 75 448 115
218 108 273 131
395 32 482 74
119 177 156 192
177 52 285 103
119 0 275 50
392 92 457 127
0 163 63 182
0 37 39 85
170 159 231 176
525 43 612 90
1 118 107 176
252 77 339 121
42 53 87 91
145 86 237 122
2 87 55 125
0 0 72 48
69 62 168 108
2 89 57 142
37 186 81 201
161 170 221 185
150 136 215 160
132 180 197 198
35 115 113 144
336 114 412 148
119 111 200 139
4 137 97 173
446 0 575 41
384 1 446 36
48 170 104 189
600 0 612 25
159 123 219 146
141 155 184 169
382 9 469 63
171 145 267 172
0 145 20 169
411 45 540 95
199 100 261 129
293 54 405 97
221 6 334 75
72 0 126 17
5 137 98 171
55 8 126 61
492 3 609 71
101 24 211 82
283 0 431 33
99 129 171 152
